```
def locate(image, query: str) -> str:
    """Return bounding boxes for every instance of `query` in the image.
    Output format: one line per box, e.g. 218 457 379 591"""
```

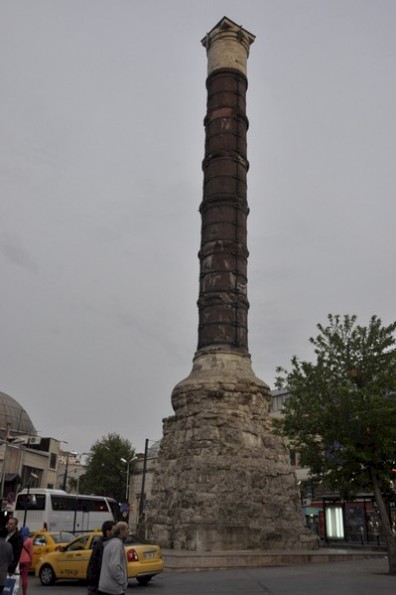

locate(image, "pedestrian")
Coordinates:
19 527 33 595
0 527 13 594
98 521 129 595
87 520 115 593
5 517 23 576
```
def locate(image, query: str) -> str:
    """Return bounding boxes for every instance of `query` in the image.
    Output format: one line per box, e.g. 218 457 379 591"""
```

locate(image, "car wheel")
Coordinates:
136 575 153 585
39 564 56 586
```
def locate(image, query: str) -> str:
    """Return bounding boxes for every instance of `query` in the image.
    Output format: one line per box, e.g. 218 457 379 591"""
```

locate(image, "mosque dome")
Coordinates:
0 391 37 439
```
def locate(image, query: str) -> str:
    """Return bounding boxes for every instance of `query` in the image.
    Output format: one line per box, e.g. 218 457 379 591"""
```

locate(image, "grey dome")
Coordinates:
0 391 37 439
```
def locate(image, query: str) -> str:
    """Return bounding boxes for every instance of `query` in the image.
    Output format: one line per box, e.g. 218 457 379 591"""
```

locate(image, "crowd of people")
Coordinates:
0 517 129 595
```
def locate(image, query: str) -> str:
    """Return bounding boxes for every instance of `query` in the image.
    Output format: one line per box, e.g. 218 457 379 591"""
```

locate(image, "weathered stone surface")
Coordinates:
145 19 318 552
146 353 318 551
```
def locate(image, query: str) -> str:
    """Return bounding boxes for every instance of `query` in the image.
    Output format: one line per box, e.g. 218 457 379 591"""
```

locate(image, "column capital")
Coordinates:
201 16 255 77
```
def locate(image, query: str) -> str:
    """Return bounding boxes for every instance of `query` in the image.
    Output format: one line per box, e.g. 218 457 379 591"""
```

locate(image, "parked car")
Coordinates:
30 531 75 571
35 531 164 586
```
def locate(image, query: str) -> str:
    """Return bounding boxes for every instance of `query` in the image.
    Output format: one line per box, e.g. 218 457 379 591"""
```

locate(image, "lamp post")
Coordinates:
22 472 38 527
0 435 25 509
120 457 137 502
71 451 89 533
137 439 149 538
0 424 13 508
0 441 9 509
61 452 70 491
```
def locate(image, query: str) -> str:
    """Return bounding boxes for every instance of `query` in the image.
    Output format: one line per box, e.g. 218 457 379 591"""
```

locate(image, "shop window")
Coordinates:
325 506 344 539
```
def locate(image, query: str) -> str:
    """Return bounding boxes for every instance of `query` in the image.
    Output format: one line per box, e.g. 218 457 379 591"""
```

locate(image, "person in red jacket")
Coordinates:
19 527 33 595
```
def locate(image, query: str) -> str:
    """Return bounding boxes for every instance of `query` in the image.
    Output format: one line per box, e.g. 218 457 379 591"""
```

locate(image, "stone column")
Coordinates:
146 18 317 552
197 19 254 356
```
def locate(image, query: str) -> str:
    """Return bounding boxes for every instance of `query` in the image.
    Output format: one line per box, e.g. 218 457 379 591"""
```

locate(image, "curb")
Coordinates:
162 548 386 572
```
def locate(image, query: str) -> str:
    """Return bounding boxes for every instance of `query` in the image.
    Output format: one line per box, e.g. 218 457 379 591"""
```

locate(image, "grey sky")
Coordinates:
1 1 395 455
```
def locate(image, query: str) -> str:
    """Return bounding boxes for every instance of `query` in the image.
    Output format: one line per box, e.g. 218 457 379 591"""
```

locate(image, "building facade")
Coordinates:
0 390 64 512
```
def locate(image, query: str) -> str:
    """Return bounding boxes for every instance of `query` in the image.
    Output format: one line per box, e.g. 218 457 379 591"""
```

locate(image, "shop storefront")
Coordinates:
303 495 395 545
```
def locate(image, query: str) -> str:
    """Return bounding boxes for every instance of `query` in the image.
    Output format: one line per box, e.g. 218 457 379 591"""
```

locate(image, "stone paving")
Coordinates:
162 546 385 571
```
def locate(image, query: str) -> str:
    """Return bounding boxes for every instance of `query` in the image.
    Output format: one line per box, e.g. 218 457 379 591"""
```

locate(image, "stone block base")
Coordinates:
146 352 318 552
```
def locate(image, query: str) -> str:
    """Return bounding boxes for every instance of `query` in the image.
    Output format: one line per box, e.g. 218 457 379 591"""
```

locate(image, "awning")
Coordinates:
4 473 21 484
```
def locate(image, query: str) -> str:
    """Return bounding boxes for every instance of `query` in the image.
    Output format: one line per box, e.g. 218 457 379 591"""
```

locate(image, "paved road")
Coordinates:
28 558 395 594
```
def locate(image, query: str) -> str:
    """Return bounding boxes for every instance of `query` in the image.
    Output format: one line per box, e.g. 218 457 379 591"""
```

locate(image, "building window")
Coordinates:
270 391 289 412
21 467 41 489
49 453 57 470
326 507 345 539
289 449 297 466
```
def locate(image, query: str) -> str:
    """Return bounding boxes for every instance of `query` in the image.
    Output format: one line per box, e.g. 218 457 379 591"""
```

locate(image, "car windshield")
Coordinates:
51 532 75 543
67 535 90 551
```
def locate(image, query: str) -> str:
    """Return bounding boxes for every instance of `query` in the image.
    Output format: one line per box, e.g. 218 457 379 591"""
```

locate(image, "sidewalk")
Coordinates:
162 545 386 571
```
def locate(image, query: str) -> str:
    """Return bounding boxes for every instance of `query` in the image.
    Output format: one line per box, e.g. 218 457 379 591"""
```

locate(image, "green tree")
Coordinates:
68 477 79 493
79 433 135 504
275 314 396 574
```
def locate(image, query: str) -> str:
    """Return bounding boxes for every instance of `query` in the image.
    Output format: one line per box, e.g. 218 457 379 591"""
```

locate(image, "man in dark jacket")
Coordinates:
87 520 115 593
5 517 22 576
0 527 13 594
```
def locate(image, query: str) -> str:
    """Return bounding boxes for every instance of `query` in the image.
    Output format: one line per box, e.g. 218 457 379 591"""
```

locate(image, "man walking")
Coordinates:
98 521 129 595
5 517 22 576
87 520 115 593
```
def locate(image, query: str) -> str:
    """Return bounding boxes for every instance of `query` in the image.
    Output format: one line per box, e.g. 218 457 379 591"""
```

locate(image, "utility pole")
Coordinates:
138 439 149 537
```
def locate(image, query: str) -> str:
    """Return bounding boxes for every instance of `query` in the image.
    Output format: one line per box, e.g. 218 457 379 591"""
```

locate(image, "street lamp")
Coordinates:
120 457 137 502
0 424 14 507
0 436 25 509
0 440 10 508
137 439 149 538
22 472 38 527
70 451 90 533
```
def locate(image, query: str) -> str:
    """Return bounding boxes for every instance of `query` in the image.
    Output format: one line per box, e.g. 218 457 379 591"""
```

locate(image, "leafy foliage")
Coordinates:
274 314 396 574
78 433 135 503
68 477 79 492
275 314 396 498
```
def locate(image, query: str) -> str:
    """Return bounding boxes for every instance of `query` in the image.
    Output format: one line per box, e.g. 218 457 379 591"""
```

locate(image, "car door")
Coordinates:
32 533 51 570
55 534 92 579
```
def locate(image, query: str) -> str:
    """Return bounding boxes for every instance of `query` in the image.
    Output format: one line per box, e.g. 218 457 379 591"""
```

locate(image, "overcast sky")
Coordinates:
1 1 395 456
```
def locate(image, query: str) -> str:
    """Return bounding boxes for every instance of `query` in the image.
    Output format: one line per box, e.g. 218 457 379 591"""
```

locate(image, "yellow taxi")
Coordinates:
35 531 164 586
30 531 75 571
